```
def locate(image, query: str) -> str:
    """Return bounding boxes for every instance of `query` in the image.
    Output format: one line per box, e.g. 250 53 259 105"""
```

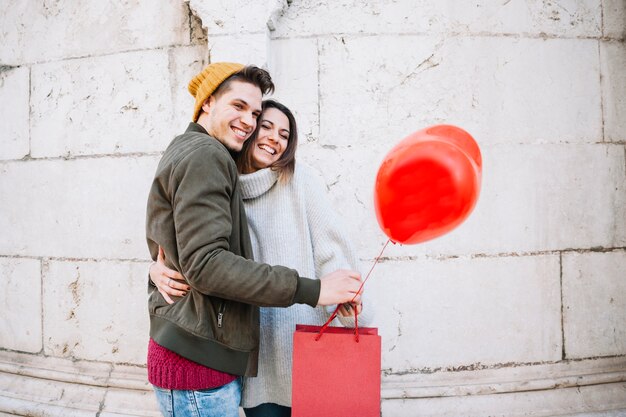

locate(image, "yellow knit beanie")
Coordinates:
188 62 245 122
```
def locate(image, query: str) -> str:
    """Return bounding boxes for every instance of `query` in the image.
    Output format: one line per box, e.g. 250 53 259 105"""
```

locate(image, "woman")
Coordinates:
150 99 373 416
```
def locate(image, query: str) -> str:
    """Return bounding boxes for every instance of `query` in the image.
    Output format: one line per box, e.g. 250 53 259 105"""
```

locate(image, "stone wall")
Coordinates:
0 0 625 416
0 1 208 415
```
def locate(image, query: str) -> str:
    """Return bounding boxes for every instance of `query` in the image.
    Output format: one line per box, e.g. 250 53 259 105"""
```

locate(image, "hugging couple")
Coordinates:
145 62 373 417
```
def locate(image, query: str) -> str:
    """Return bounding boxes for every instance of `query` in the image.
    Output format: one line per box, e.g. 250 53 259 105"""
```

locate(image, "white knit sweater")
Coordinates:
239 164 374 408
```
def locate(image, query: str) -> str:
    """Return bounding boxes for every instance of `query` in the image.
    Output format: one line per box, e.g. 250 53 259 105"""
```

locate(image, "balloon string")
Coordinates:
315 238 392 341
352 238 392 303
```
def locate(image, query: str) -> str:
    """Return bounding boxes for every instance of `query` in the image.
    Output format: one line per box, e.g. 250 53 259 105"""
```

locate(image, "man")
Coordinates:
145 62 362 416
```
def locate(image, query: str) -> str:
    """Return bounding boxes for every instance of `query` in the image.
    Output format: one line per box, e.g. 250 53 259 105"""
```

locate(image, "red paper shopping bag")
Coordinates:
291 324 381 417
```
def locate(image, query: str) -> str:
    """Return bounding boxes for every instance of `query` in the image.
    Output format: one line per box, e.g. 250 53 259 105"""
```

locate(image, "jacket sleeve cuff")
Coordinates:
293 277 321 307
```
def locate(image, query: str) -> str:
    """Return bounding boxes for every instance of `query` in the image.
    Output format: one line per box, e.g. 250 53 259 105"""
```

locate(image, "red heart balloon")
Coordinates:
374 125 482 244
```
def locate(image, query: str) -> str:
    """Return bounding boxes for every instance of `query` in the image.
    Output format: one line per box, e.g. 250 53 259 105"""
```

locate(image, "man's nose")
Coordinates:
241 112 254 128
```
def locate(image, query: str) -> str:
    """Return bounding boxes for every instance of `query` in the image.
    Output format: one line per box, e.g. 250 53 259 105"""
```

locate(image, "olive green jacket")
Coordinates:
146 123 320 376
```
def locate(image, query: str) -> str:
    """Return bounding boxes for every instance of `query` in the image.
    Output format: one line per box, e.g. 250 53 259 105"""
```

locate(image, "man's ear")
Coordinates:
201 96 214 114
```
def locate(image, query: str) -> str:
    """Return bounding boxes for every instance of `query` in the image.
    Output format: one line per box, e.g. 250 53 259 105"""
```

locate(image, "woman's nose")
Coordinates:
267 131 278 143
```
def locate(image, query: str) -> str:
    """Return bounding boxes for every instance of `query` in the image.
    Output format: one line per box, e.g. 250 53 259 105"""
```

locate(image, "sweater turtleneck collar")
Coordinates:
239 168 280 199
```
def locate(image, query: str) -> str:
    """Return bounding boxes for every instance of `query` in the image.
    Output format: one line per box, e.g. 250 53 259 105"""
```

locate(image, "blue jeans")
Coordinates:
153 378 242 417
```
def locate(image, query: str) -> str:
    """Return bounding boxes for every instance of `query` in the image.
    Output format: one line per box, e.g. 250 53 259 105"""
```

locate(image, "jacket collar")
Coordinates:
186 122 209 135
186 122 240 158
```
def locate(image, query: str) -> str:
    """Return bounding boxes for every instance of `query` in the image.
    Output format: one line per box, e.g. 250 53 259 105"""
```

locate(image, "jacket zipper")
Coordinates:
217 302 226 328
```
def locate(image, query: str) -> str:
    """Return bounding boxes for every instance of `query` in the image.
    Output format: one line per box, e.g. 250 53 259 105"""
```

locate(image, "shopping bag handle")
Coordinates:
315 303 360 342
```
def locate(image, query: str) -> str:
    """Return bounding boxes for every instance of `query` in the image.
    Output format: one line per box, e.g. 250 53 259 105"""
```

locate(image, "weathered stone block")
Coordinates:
563 250 626 359
0 258 41 353
437 0 601 37
0 156 159 260
0 371 106 416
100 388 160 416
169 45 209 129
0 1 190 66
382 382 626 417
302 143 626 258
30 50 175 157
43 260 150 364
365 255 562 371
460 143 626 254
381 356 626 402
602 41 626 142
319 36 601 148
208 34 269 68
189 0 272 35
268 38 319 142
272 0 436 37
604 0 626 39
0 67 29 160
272 0 602 38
